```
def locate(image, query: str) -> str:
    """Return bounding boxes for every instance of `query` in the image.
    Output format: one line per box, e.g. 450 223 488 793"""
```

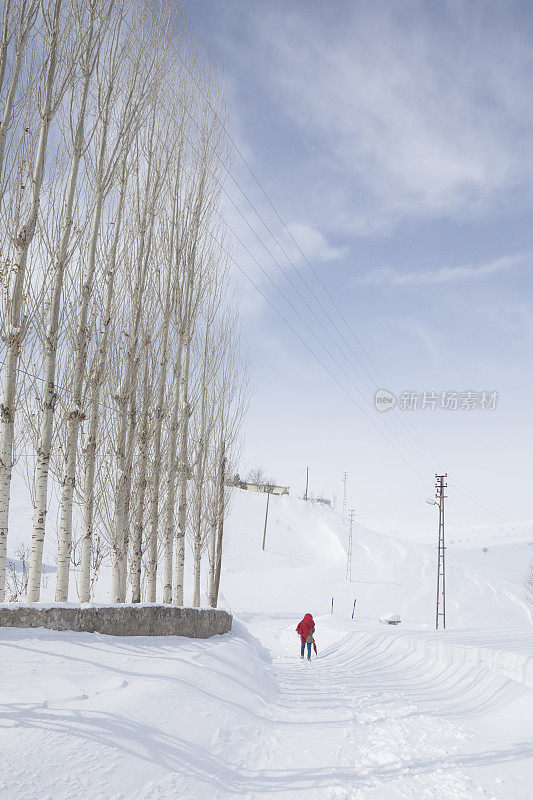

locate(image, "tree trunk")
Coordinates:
147 288 172 602
192 327 209 608
111 222 154 601
55 174 107 601
0 0 62 602
192 529 202 607
211 441 226 608
130 342 150 603
172 336 191 606
110 98 159 601
159 336 182 603
79 159 127 602
79 408 97 603
119 394 137 601
208 511 217 605
27 10 96 601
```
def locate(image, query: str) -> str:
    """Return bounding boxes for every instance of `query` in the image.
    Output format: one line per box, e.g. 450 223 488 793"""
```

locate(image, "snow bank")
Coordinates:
350 627 533 689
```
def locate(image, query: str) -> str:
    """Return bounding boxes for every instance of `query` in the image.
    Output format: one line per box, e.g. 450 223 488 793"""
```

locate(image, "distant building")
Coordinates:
306 496 332 507
228 475 289 496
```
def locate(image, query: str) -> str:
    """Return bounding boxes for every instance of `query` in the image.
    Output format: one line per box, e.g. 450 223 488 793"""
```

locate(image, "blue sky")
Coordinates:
186 0 533 529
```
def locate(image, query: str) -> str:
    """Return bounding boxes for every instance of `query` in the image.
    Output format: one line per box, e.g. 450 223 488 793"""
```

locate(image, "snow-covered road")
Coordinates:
231 616 533 800
1 616 532 799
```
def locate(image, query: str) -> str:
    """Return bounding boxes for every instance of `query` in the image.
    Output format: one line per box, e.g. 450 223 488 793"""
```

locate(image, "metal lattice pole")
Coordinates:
435 474 447 629
342 472 348 524
346 508 355 581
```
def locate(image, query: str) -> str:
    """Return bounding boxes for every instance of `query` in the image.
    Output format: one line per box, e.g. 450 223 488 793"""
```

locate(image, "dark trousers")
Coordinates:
301 641 312 659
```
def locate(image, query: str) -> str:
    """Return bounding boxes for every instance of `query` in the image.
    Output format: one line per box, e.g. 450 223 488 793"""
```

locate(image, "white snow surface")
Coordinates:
1 490 533 799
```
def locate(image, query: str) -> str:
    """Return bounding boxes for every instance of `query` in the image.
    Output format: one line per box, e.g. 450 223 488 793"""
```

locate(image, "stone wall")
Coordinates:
0 604 232 638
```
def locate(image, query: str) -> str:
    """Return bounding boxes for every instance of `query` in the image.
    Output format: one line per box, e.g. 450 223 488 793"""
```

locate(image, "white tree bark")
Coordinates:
159 333 182 603
111 115 160 602
0 0 243 611
0 0 63 602
27 0 99 602
207 307 249 607
191 325 210 607
147 260 174 603
158 146 190 604
210 439 226 608
172 334 191 606
170 162 212 606
77 0 160 601
55 94 112 601
56 0 151 601
79 157 128 602
130 336 151 603
118 383 137 600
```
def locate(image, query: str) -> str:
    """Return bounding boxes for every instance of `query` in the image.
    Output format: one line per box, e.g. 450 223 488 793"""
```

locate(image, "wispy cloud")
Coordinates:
283 222 347 265
355 253 531 287
222 1 533 233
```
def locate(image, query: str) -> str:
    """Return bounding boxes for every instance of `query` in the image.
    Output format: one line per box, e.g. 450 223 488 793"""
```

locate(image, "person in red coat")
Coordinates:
296 613 315 660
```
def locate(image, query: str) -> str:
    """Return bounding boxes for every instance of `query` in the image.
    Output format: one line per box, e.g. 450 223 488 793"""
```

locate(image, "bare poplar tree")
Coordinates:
189 276 227 607
27 0 108 602
110 94 169 602
1 0 248 610
56 0 157 601
77 153 132 602
129 333 154 603
171 127 225 605
144 90 188 604
0 0 76 601
208 313 249 608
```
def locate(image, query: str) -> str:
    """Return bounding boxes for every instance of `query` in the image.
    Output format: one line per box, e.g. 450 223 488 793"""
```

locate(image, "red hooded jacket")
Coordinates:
296 613 315 643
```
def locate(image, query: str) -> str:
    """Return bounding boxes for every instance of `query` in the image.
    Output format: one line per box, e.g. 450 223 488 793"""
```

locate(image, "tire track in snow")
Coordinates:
203 622 521 799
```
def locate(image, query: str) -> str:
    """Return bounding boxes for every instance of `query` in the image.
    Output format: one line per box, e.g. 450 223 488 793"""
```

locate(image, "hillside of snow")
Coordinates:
221 490 532 630
1 489 532 799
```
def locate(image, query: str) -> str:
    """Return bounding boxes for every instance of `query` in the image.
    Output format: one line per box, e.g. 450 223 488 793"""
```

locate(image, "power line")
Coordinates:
198 220 431 481
174 162 432 481
179 126 439 477
169 38 441 476
173 44 441 469
359 490 429 518
112 3 439 479
451 481 512 524
8 200 429 485
176 149 439 478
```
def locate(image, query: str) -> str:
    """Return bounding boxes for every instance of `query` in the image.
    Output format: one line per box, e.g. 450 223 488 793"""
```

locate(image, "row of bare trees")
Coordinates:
0 0 248 605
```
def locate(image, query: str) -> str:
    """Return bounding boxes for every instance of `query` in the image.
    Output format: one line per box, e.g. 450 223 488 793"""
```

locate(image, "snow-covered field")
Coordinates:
1 491 532 799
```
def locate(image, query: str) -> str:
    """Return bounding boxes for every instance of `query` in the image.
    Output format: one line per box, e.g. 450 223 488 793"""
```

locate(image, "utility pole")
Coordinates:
304 467 309 501
346 508 355 581
342 472 348 523
435 474 447 629
262 487 271 551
